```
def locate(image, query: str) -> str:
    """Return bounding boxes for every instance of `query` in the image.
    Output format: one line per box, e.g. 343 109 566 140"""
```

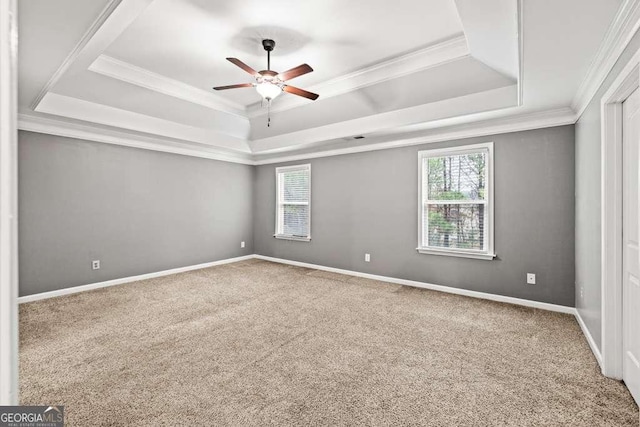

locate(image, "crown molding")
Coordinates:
17 106 576 167
250 84 518 154
17 113 254 165
89 54 246 116
252 107 577 165
572 0 640 119
35 92 251 152
245 35 470 118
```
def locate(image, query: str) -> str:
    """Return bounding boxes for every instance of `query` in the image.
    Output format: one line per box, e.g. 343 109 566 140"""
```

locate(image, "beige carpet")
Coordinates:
20 259 638 426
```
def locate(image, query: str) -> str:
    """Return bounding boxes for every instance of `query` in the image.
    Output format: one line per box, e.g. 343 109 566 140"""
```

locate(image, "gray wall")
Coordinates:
255 126 575 306
575 31 640 351
19 131 254 297
19 125 576 306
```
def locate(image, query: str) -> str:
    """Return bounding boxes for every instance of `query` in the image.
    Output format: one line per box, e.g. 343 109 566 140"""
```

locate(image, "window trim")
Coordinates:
274 163 311 242
417 142 495 260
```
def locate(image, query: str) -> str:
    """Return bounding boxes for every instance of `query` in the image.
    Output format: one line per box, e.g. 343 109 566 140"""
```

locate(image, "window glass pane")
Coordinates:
425 203 486 250
425 152 486 201
282 204 309 237
282 169 310 202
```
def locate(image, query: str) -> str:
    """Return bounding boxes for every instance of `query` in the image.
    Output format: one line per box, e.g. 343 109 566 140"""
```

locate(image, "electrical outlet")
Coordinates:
526 273 536 285
365 253 371 262
241 241 245 248
92 260 100 270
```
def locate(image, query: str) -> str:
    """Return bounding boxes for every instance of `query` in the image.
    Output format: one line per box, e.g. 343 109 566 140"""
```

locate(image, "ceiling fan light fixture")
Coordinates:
256 81 282 100
213 39 318 126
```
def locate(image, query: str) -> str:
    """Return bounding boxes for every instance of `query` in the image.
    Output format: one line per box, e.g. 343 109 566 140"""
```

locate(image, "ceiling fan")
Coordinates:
213 39 319 125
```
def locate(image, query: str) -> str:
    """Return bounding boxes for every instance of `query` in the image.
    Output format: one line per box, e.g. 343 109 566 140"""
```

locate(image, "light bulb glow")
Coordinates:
256 82 282 100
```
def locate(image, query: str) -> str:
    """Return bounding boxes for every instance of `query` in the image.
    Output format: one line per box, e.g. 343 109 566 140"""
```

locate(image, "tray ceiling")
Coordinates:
17 0 626 163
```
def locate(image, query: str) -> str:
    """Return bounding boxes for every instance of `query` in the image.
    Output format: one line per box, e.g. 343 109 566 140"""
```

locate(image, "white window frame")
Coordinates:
274 164 311 242
417 142 495 260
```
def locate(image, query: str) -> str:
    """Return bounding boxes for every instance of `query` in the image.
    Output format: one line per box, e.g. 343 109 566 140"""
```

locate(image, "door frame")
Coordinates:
601 48 640 380
0 0 18 405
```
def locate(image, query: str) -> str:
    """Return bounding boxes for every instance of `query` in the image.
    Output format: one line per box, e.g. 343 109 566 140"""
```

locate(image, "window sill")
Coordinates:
274 234 311 242
416 248 496 260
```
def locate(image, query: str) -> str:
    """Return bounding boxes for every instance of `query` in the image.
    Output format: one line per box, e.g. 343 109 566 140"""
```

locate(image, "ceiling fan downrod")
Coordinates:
262 39 275 71
263 39 276 127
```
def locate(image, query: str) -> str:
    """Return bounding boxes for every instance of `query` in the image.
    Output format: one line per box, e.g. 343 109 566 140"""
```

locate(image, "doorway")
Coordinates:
601 48 640 406
622 87 640 403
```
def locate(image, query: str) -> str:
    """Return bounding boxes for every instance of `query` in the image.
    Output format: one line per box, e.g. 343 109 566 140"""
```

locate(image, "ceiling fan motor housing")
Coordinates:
262 39 276 52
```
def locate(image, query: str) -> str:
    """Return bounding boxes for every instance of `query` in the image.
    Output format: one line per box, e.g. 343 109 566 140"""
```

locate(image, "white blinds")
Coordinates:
276 164 311 238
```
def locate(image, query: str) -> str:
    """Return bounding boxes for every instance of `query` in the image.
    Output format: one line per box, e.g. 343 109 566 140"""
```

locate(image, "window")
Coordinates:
418 143 495 260
275 164 311 241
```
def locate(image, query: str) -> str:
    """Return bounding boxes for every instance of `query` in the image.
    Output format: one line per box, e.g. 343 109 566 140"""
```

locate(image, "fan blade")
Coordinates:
213 83 254 90
226 58 259 76
283 85 319 100
277 64 313 81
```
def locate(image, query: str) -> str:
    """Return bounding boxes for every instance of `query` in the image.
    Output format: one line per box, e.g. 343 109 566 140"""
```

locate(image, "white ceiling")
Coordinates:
105 0 465 107
16 0 628 162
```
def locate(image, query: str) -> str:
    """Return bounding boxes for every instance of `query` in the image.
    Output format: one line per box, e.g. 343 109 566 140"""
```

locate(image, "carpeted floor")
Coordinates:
20 259 639 426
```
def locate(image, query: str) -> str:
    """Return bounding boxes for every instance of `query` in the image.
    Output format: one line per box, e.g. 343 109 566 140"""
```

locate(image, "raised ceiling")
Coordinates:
17 0 629 163
105 0 465 107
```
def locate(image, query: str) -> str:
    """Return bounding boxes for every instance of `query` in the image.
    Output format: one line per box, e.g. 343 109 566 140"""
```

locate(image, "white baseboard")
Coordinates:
575 309 604 369
19 254 577 315
254 255 608 365
254 255 576 315
17 255 254 304
20 253 604 368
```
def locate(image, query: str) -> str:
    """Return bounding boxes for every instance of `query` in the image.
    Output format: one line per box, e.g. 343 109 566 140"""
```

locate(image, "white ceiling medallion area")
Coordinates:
16 0 639 164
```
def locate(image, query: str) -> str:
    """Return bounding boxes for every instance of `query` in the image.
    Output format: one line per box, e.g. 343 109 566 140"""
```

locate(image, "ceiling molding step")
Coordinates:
571 0 640 118
29 0 153 111
17 114 254 165
250 84 517 153
252 107 577 165
89 55 247 117
246 34 470 118
36 93 252 153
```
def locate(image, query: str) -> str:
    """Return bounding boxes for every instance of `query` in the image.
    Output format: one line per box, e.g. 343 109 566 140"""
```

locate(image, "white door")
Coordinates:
623 87 640 404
